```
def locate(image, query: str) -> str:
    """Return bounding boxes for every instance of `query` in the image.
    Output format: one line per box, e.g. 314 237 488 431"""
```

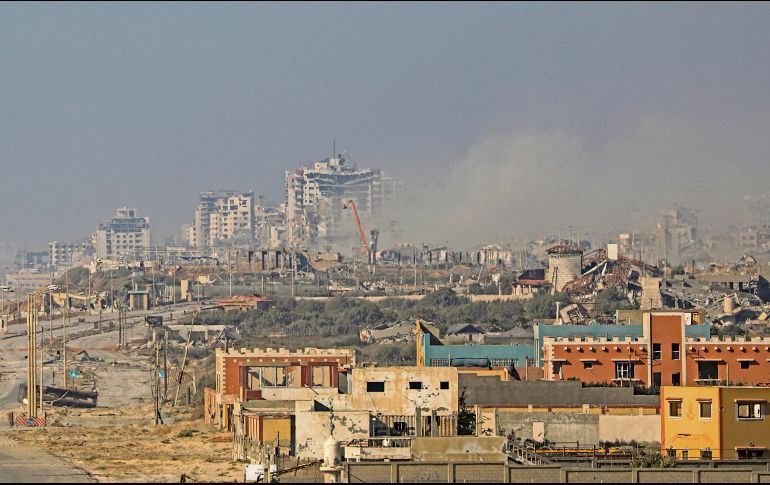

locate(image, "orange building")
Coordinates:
208 347 356 430
543 311 770 387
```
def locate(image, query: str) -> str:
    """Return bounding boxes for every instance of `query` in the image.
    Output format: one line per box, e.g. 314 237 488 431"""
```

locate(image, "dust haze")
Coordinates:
394 112 770 248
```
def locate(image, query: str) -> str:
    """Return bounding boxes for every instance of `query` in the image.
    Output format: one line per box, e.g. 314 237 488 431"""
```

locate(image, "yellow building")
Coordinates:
661 386 770 460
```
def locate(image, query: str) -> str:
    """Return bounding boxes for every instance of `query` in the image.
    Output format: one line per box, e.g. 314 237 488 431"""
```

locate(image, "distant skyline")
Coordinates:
2 2 770 249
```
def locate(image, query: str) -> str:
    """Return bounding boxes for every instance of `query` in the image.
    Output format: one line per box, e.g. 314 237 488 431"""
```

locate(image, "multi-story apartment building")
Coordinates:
188 191 254 248
285 154 401 249
48 240 94 269
94 207 150 259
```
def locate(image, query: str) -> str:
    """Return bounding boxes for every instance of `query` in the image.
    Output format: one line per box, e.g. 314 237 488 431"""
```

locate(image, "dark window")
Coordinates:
440 381 449 390
672 372 681 386
697 361 719 381
408 381 423 390
669 400 682 418
653 343 662 360
583 361 594 370
672 343 680 360
740 361 752 369
653 373 662 387
367 381 385 393
699 401 712 419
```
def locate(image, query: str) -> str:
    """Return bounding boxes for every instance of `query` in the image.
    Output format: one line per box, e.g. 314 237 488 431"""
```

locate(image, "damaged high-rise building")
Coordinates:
187 191 255 249
285 153 402 249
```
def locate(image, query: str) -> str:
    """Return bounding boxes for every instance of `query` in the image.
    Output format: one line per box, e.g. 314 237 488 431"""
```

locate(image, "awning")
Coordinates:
737 359 757 362
694 358 724 362
611 358 641 362
579 358 598 362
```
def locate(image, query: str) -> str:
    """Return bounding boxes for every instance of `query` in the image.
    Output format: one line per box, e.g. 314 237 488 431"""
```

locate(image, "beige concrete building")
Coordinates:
94 207 150 259
188 191 254 248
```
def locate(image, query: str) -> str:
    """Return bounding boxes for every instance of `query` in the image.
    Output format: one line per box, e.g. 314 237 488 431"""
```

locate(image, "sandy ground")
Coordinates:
0 308 248 483
3 404 245 483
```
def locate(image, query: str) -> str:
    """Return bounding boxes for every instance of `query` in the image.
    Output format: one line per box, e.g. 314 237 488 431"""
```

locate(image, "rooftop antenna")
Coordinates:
332 139 336 158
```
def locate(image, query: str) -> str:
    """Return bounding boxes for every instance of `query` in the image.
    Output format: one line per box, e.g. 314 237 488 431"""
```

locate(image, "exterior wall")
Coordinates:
496 412 600 445
721 387 770 460
544 338 648 384
661 386 722 459
684 337 770 386
350 367 458 416
294 401 369 460
410 436 507 462
598 414 660 444
543 312 770 387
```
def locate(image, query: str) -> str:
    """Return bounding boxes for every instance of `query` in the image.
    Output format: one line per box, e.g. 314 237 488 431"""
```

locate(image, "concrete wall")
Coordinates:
411 436 507 462
460 375 660 407
294 401 369 460
492 411 660 446
496 412 600 445
343 463 769 483
350 367 458 415
599 415 660 444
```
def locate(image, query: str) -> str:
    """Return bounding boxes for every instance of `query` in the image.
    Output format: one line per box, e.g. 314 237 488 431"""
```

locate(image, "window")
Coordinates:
669 400 683 418
615 361 634 380
408 381 423 390
583 361 594 370
737 401 764 420
672 373 681 386
367 381 385 393
699 401 712 419
740 361 752 369
393 421 408 435
672 343 680 360
440 381 450 390
653 343 662 360
697 361 719 381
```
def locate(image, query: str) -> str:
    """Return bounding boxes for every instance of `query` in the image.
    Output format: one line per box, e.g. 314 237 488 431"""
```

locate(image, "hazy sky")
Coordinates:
2 2 770 249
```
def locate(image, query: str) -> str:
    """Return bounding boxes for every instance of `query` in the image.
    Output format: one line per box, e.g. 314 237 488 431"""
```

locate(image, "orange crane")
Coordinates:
343 199 370 256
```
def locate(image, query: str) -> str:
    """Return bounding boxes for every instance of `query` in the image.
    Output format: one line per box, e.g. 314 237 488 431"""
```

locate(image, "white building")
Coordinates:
94 207 151 259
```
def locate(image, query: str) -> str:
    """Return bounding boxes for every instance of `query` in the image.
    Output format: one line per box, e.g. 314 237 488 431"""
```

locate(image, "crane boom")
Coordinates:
343 200 370 255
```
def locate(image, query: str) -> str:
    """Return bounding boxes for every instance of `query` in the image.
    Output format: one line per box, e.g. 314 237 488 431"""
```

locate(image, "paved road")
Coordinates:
0 441 93 483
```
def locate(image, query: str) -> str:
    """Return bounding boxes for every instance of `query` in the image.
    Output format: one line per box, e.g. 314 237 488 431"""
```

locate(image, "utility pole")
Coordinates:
163 329 169 401
27 293 38 418
153 327 161 425
63 275 69 388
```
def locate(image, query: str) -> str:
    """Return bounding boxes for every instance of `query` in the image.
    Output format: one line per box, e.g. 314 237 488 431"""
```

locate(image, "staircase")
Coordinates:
507 442 554 466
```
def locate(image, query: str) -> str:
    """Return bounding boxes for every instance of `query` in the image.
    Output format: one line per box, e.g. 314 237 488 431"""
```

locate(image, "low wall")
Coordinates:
343 463 770 483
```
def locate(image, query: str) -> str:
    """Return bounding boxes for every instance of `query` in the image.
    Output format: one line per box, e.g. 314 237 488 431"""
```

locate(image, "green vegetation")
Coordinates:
194 288 539 343
595 288 636 316
524 289 569 319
